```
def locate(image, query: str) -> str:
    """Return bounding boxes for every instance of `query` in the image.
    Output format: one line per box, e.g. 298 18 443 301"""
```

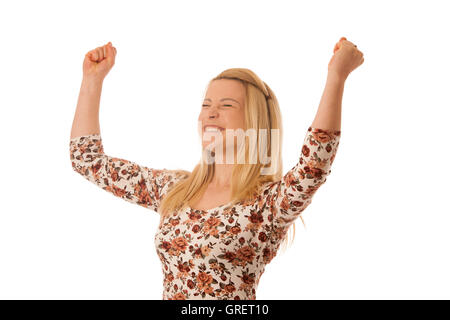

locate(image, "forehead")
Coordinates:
205 79 245 102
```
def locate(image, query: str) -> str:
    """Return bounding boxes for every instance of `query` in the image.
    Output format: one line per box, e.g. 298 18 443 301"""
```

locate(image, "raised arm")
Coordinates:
69 42 188 213
71 41 116 139
265 37 363 244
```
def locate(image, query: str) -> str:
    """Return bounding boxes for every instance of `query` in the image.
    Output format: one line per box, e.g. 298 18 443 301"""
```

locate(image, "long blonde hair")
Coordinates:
158 68 299 251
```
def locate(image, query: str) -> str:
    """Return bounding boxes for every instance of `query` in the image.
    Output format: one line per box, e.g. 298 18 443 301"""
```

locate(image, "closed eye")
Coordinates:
202 104 233 107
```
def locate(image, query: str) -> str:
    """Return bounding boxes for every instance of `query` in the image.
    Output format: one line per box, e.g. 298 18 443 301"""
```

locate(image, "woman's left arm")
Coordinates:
267 126 341 244
266 37 364 244
311 73 345 132
312 37 364 131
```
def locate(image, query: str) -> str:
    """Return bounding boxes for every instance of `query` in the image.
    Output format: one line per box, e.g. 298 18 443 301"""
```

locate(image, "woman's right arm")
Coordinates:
71 42 115 139
69 133 186 213
70 42 187 213
70 77 103 139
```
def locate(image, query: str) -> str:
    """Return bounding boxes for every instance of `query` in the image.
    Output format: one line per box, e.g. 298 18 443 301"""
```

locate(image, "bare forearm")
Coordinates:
311 72 345 132
70 77 103 139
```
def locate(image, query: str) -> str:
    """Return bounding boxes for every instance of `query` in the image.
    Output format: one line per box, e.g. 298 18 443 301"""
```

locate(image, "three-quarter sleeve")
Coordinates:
265 126 341 244
69 134 186 213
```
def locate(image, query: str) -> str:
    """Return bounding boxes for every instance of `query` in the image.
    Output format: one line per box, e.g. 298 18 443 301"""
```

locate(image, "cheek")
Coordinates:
231 117 245 130
234 110 245 127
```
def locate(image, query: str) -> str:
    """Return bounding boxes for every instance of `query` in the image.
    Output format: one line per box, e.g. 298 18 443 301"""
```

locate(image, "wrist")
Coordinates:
81 76 104 88
327 71 347 84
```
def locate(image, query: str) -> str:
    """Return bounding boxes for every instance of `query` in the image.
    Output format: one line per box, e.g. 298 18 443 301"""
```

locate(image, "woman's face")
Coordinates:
198 79 246 155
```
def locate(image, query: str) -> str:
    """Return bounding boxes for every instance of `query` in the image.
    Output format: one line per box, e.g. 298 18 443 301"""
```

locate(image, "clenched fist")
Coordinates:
328 37 364 81
83 41 117 82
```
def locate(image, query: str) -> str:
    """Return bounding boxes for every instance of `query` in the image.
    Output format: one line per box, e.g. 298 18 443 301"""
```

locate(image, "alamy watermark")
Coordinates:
198 121 280 175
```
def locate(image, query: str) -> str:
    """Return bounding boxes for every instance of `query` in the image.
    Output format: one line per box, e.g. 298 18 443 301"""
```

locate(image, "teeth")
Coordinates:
204 127 223 132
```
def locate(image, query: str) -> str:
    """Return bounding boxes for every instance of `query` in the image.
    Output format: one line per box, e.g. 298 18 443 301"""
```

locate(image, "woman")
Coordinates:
70 37 364 300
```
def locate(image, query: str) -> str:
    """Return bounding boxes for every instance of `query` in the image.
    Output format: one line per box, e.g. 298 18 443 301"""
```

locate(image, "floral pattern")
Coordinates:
69 126 341 299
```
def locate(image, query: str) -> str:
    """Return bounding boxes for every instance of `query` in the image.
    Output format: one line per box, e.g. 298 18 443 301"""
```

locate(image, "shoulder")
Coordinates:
170 169 191 181
161 169 191 186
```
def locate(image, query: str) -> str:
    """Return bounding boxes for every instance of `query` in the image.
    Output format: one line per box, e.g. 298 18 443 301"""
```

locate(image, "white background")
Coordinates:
1 0 449 299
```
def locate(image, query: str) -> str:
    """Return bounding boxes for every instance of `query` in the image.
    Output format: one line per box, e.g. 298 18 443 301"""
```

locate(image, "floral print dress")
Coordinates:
69 126 341 300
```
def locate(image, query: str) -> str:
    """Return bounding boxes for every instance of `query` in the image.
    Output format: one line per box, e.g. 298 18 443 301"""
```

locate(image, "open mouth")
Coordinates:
203 125 225 132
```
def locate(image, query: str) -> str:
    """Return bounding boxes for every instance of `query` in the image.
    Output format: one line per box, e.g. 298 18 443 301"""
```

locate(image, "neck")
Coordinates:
210 163 234 188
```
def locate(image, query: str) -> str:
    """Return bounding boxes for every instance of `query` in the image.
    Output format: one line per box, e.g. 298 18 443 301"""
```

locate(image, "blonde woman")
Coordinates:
70 37 363 300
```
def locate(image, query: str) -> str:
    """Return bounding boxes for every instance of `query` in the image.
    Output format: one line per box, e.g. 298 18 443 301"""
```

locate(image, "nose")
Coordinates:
208 105 219 119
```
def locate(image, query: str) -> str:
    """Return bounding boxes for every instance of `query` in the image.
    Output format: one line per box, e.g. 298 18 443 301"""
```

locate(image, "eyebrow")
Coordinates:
204 98 241 106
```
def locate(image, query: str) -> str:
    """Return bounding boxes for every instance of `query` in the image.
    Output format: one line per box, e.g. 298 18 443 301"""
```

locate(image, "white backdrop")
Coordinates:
1 0 449 299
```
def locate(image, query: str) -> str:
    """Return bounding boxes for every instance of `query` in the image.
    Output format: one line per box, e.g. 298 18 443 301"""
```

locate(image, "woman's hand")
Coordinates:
328 37 364 81
82 41 117 83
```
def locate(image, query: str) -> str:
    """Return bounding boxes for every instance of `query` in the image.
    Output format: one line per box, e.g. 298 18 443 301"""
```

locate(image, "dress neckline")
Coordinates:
185 181 274 212
187 199 237 212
